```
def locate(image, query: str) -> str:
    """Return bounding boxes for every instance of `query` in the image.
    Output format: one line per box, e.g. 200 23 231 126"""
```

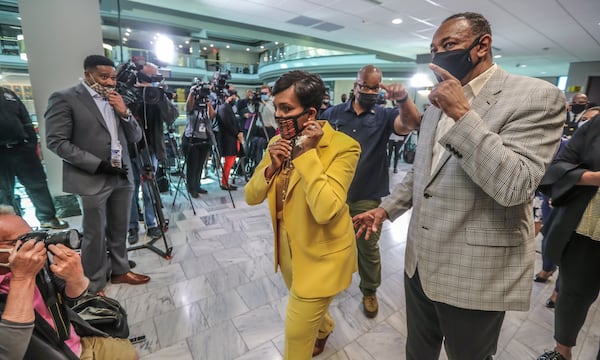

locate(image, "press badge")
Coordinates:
111 145 122 168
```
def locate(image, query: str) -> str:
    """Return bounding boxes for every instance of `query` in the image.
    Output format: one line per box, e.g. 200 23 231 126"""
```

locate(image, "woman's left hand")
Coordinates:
296 120 323 155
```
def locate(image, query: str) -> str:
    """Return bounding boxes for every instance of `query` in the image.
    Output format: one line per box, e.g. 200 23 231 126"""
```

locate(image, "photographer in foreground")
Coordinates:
182 83 216 198
126 62 179 244
0 205 138 359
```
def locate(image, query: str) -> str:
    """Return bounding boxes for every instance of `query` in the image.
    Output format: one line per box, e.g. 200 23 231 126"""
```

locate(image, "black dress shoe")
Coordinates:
198 187 208 194
190 191 199 198
545 298 555 308
220 184 237 191
534 270 554 283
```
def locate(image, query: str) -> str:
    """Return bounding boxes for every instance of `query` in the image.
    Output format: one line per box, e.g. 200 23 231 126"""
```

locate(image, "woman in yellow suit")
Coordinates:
245 70 360 359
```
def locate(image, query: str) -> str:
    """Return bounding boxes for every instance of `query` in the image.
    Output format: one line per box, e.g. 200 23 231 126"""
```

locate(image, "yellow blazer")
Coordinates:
245 121 360 298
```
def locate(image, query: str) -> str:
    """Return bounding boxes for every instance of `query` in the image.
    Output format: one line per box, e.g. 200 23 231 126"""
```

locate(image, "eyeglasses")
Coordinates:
260 92 268 95
356 82 380 93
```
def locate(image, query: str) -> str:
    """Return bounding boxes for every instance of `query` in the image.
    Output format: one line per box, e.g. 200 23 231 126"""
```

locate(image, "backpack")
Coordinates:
72 295 129 339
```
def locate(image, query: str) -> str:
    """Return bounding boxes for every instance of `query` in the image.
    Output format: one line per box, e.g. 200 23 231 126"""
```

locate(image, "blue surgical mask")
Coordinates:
261 94 269 101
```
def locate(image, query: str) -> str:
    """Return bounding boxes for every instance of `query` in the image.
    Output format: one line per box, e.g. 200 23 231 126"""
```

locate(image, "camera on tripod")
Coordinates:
116 59 167 105
191 78 212 104
18 229 82 250
212 66 233 101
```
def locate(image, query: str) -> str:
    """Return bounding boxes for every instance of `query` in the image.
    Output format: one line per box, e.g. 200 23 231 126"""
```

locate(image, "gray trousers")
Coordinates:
405 270 505 360
80 176 132 293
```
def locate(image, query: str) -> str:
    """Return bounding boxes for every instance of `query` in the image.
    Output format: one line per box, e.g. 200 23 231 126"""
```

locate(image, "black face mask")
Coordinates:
571 104 587 114
357 93 378 110
431 36 483 82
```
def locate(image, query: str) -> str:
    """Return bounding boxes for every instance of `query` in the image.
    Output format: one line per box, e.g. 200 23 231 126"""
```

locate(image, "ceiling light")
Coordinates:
125 32 130 37
226 45 230 49
260 45 264 49
102 43 113 51
203 46 207 50
246 48 250 51
150 41 154 45
494 54 502 59
155 35 175 64
178 44 183 48
392 18 403 24
410 73 434 88
185 40 189 44
274 41 279 45
209 44 214 47
126 28 131 32
122 37 127 41
17 16 21 20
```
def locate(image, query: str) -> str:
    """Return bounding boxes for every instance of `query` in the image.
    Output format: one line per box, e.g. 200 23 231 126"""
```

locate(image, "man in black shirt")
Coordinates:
0 87 68 229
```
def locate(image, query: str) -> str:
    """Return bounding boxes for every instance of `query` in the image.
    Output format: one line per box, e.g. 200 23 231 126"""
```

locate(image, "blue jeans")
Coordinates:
129 153 158 230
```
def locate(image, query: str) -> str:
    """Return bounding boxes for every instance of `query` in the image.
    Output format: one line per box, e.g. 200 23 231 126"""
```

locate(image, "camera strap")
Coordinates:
36 267 71 341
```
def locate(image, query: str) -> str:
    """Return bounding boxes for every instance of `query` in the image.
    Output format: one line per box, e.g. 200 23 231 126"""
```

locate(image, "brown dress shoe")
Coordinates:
110 271 150 285
312 333 330 357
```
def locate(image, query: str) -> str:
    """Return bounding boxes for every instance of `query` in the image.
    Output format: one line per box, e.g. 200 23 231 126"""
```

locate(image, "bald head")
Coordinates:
572 93 588 104
357 65 382 82
142 62 159 76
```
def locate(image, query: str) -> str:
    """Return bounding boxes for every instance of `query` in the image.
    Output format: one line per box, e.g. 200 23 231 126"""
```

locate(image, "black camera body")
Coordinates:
19 229 82 250
192 78 212 103
116 61 167 105
212 67 232 101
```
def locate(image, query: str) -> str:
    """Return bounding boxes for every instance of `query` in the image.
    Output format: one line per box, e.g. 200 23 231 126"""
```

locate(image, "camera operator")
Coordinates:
257 85 277 138
0 205 138 359
182 83 216 198
237 90 256 137
127 62 179 245
216 87 243 191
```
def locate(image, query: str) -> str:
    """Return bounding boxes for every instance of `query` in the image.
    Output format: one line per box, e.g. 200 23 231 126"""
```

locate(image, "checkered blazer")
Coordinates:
381 67 565 311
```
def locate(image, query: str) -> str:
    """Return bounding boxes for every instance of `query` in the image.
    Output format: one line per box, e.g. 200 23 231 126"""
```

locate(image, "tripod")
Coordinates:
234 106 271 182
128 106 173 259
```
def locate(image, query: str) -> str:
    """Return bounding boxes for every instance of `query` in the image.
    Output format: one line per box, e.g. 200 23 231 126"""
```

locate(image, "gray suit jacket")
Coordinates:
45 83 142 195
381 67 565 311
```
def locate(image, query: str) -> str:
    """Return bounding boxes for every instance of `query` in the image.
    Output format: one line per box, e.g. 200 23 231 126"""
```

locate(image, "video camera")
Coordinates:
251 87 262 107
212 66 233 101
116 58 167 105
191 77 212 103
18 229 82 250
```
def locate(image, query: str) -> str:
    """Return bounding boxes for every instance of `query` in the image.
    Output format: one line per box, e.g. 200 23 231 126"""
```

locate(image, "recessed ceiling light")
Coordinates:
125 32 130 37
226 45 230 48
185 40 189 44
392 18 402 25
260 45 264 49
178 44 183 48
246 48 250 51
494 54 502 59
150 41 154 45
209 44 214 47
122 38 127 41
274 41 279 45
203 47 207 50
126 28 131 32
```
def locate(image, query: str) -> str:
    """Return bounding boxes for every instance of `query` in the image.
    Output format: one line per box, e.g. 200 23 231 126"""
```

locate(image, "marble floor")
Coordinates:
20 162 600 360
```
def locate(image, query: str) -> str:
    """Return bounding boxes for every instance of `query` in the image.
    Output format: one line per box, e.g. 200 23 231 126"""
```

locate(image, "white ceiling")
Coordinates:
102 0 600 79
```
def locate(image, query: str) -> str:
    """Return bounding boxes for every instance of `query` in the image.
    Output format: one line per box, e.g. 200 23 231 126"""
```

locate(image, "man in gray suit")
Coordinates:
353 12 566 359
46 55 151 295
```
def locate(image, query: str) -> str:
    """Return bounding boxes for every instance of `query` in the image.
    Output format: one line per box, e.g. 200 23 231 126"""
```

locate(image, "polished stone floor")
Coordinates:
20 162 600 360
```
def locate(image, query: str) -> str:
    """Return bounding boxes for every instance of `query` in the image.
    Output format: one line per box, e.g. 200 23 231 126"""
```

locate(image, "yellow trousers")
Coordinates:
279 222 335 360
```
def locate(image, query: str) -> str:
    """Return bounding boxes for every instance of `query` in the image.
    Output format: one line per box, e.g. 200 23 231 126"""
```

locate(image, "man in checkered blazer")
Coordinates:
353 12 566 360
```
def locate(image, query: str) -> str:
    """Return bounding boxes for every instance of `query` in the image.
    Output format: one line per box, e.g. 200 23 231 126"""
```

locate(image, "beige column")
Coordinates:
18 0 104 195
